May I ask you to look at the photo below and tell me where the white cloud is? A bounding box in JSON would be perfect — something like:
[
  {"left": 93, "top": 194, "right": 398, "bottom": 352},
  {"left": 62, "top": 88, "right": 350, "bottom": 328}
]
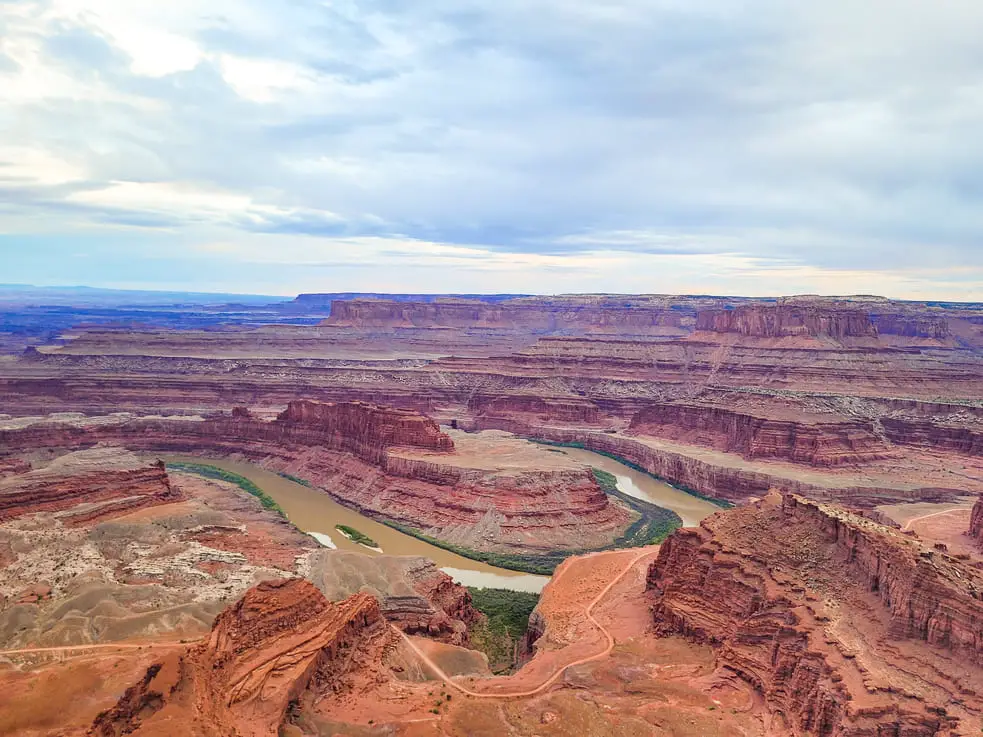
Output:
[{"left": 0, "top": 0, "right": 981, "bottom": 298}]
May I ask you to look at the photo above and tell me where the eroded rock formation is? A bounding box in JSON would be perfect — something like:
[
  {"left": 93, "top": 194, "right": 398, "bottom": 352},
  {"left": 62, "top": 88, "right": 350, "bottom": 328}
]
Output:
[
  {"left": 969, "top": 496, "right": 983, "bottom": 544},
  {"left": 307, "top": 550, "right": 482, "bottom": 645},
  {"left": 648, "top": 492, "right": 983, "bottom": 735},
  {"left": 629, "top": 402, "right": 896, "bottom": 466},
  {"left": 468, "top": 392, "right": 603, "bottom": 424},
  {"left": 89, "top": 579, "right": 395, "bottom": 737},
  {"left": 0, "top": 447, "right": 180, "bottom": 525},
  {"left": 276, "top": 399, "right": 455, "bottom": 462},
  {"left": 695, "top": 301, "right": 878, "bottom": 339},
  {"left": 0, "top": 404, "right": 632, "bottom": 553}
]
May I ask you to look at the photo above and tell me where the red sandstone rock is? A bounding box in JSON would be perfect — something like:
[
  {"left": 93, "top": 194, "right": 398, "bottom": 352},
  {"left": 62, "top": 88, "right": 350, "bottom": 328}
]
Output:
[
  {"left": 629, "top": 401, "right": 896, "bottom": 466},
  {"left": 276, "top": 399, "right": 454, "bottom": 461},
  {"left": 647, "top": 492, "right": 983, "bottom": 735},
  {"left": 695, "top": 300, "right": 878, "bottom": 338},
  {"left": 15, "top": 583, "right": 52, "bottom": 604},
  {"left": 0, "top": 448, "right": 181, "bottom": 524},
  {"left": 969, "top": 496, "right": 983, "bottom": 543},
  {"left": 89, "top": 579, "right": 394, "bottom": 737},
  {"left": 468, "top": 392, "right": 603, "bottom": 425},
  {"left": 308, "top": 551, "right": 482, "bottom": 646},
  {"left": 883, "top": 416, "right": 983, "bottom": 456},
  {"left": 870, "top": 309, "right": 951, "bottom": 339},
  {"left": 474, "top": 418, "right": 969, "bottom": 507},
  {"left": 325, "top": 296, "right": 693, "bottom": 333},
  {"left": 0, "top": 406, "right": 631, "bottom": 553}
]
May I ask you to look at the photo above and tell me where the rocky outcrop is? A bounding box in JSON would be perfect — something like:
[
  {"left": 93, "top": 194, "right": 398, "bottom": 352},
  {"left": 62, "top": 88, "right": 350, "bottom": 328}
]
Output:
[
  {"left": 468, "top": 392, "right": 603, "bottom": 425},
  {"left": 629, "top": 402, "right": 896, "bottom": 466},
  {"left": 882, "top": 416, "right": 983, "bottom": 456},
  {"left": 695, "top": 302, "right": 878, "bottom": 338},
  {"left": 325, "top": 296, "right": 694, "bottom": 333},
  {"left": 647, "top": 492, "right": 983, "bottom": 735},
  {"left": 0, "top": 457, "right": 30, "bottom": 478},
  {"left": 275, "top": 399, "right": 454, "bottom": 463},
  {"left": 307, "top": 551, "right": 481, "bottom": 645},
  {"left": 90, "top": 579, "right": 395, "bottom": 737},
  {"left": 0, "top": 448, "right": 181, "bottom": 524},
  {"left": 474, "top": 418, "right": 967, "bottom": 507},
  {"left": 0, "top": 407, "right": 632, "bottom": 553},
  {"left": 870, "top": 310, "right": 951, "bottom": 339},
  {"left": 969, "top": 496, "right": 983, "bottom": 543}
]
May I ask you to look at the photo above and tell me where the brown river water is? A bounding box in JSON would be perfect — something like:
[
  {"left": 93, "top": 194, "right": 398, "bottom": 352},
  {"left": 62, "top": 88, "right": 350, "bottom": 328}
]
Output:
[{"left": 163, "top": 448, "right": 719, "bottom": 593}]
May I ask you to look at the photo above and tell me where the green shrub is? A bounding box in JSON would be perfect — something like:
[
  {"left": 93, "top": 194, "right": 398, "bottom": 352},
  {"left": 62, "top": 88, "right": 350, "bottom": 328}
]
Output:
[
  {"left": 335, "top": 524, "right": 378, "bottom": 548},
  {"left": 467, "top": 587, "right": 540, "bottom": 673},
  {"left": 275, "top": 471, "right": 313, "bottom": 487},
  {"left": 166, "top": 462, "right": 286, "bottom": 517}
]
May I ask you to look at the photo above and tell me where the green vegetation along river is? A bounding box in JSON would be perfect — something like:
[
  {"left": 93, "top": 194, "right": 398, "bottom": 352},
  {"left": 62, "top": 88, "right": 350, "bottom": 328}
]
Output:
[{"left": 163, "top": 448, "right": 721, "bottom": 592}]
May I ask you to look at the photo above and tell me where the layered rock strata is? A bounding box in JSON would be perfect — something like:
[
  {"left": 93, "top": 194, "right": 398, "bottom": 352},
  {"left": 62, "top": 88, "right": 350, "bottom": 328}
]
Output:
[
  {"left": 307, "top": 550, "right": 482, "bottom": 645},
  {"left": 969, "top": 496, "right": 983, "bottom": 543},
  {"left": 326, "top": 295, "right": 695, "bottom": 333},
  {"left": 0, "top": 403, "right": 632, "bottom": 552},
  {"left": 468, "top": 392, "right": 604, "bottom": 425},
  {"left": 882, "top": 417, "right": 983, "bottom": 456},
  {"left": 89, "top": 579, "right": 395, "bottom": 737},
  {"left": 648, "top": 492, "right": 983, "bottom": 735},
  {"left": 276, "top": 399, "right": 454, "bottom": 463},
  {"left": 473, "top": 418, "right": 968, "bottom": 506},
  {"left": 629, "top": 402, "right": 896, "bottom": 466},
  {"left": 0, "top": 447, "right": 180, "bottom": 524},
  {"left": 695, "top": 301, "right": 879, "bottom": 338}
]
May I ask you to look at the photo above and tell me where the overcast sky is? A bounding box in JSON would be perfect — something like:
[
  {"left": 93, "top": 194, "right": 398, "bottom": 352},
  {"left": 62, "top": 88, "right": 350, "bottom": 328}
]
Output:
[{"left": 1, "top": 1, "right": 981, "bottom": 299}]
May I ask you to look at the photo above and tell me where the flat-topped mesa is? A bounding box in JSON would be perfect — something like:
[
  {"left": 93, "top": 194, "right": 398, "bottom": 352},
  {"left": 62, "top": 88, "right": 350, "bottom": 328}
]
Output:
[
  {"left": 695, "top": 301, "right": 878, "bottom": 339},
  {"left": 647, "top": 492, "right": 983, "bottom": 735},
  {"left": 90, "top": 579, "right": 394, "bottom": 737},
  {"left": 0, "top": 447, "right": 180, "bottom": 525},
  {"left": 324, "top": 296, "right": 693, "bottom": 333},
  {"left": 629, "top": 402, "right": 896, "bottom": 466},
  {"left": 870, "top": 309, "right": 951, "bottom": 339},
  {"left": 275, "top": 400, "right": 454, "bottom": 463}
]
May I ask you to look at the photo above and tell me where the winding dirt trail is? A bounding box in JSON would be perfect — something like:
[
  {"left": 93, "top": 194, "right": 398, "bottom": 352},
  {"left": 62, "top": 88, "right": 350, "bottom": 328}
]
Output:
[
  {"left": 0, "top": 641, "right": 188, "bottom": 657},
  {"left": 902, "top": 507, "right": 966, "bottom": 531},
  {"left": 399, "top": 547, "right": 655, "bottom": 699}
]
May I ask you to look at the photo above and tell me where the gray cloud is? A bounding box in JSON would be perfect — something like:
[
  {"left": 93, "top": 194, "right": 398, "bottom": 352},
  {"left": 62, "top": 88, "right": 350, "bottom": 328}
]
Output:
[{"left": 1, "top": 0, "right": 981, "bottom": 294}]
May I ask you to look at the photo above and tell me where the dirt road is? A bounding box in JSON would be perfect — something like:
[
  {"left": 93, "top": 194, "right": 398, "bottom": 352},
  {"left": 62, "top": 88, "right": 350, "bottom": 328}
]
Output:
[
  {"left": 0, "top": 641, "right": 188, "bottom": 657},
  {"left": 399, "top": 547, "right": 655, "bottom": 699}
]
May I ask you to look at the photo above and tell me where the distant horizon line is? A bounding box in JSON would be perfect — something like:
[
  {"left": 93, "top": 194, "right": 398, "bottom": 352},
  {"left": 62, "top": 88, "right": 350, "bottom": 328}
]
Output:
[{"left": 3, "top": 282, "right": 982, "bottom": 307}]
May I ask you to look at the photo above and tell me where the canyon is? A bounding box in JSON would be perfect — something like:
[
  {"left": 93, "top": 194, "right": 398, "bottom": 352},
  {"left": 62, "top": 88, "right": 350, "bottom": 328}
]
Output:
[
  {"left": 0, "top": 290, "right": 981, "bottom": 735},
  {"left": 648, "top": 491, "right": 983, "bottom": 735},
  {"left": 0, "top": 401, "right": 635, "bottom": 554}
]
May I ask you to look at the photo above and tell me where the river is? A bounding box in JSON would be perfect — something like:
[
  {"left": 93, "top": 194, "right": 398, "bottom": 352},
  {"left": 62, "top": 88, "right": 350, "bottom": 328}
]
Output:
[{"left": 163, "top": 448, "right": 719, "bottom": 593}]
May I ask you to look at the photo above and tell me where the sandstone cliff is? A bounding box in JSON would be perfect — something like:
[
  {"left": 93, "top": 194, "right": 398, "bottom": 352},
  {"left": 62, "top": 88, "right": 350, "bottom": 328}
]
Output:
[
  {"left": 275, "top": 399, "right": 454, "bottom": 463},
  {"left": 90, "top": 579, "right": 395, "bottom": 737},
  {"left": 882, "top": 416, "right": 983, "bottom": 456},
  {"left": 647, "top": 492, "right": 983, "bottom": 735},
  {"left": 325, "top": 296, "right": 694, "bottom": 333},
  {"left": 0, "top": 405, "right": 632, "bottom": 553},
  {"left": 695, "top": 301, "right": 878, "bottom": 338},
  {"left": 473, "top": 418, "right": 967, "bottom": 507},
  {"left": 969, "top": 496, "right": 983, "bottom": 544},
  {"left": 629, "top": 402, "right": 896, "bottom": 466},
  {"left": 468, "top": 392, "right": 603, "bottom": 425},
  {"left": 0, "top": 447, "right": 180, "bottom": 524}
]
